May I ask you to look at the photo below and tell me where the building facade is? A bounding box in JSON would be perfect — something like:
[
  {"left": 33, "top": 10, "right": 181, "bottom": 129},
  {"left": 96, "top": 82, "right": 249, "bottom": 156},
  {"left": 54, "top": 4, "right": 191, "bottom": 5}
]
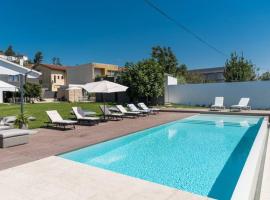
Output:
[
  {"left": 0, "top": 58, "right": 41, "bottom": 103},
  {"left": 188, "top": 67, "right": 225, "bottom": 82},
  {"left": 67, "top": 63, "right": 120, "bottom": 85},
  {"left": 33, "top": 64, "right": 67, "bottom": 92}
]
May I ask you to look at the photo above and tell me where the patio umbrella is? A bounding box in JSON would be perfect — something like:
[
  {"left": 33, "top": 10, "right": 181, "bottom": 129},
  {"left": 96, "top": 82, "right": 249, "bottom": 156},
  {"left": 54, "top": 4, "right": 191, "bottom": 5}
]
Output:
[{"left": 82, "top": 80, "right": 128, "bottom": 119}]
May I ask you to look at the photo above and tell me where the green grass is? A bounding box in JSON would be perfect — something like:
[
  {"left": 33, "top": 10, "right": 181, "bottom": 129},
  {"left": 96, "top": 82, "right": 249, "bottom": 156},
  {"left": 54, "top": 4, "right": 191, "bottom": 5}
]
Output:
[{"left": 0, "top": 102, "right": 106, "bottom": 129}]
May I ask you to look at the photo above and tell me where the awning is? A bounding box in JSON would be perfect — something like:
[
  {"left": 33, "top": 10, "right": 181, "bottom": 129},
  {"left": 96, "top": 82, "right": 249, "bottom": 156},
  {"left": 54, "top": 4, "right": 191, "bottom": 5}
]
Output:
[{"left": 0, "top": 80, "right": 17, "bottom": 92}]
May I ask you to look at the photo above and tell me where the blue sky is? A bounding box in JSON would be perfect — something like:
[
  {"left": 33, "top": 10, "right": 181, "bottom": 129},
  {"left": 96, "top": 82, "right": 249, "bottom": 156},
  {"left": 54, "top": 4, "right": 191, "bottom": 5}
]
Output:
[{"left": 1, "top": 0, "right": 270, "bottom": 70}]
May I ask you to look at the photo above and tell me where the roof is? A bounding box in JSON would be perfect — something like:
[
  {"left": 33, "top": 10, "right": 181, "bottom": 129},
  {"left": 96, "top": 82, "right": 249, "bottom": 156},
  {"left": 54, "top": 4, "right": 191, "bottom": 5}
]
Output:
[
  {"left": 0, "top": 58, "right": 41, "bottom": 78},
  {"left": 188, "top": 67, "right": 224, "bottom": 74},
  {"left": 0, "top": 80, "right": 17, "bottom": 91},
  {"left": 35, "top": 64, "right": 68, "bottom": 71}
]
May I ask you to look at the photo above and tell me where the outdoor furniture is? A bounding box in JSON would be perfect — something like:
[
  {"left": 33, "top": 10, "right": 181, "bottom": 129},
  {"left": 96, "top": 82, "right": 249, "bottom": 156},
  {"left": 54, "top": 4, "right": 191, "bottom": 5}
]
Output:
[
  {"left": 99, "top": 105, "right": 124, "bottom": 120},
  {"left": 230, "top": 98, "right": 251, "bottom": 112},
  {"left": 72, "top": 107, "right": 100, "bottom": 125},
  {"left": 46, "top": 110, "right": 77, "bottom": 130},
  {"left": 127, "top": 104, "right": 150, "bottom": 115},
  {"left": 210, "top": 97, "right": 225, "bottom": 111},
  {"left": 116, "top": 105, "right": 141, "bottom": 118},
  {"left": 0, "top": 129, "right": 30, "bottom": 148},
  {"left": 0, "top": 125, "right": 11, "bottom": 131},
  {"left": 137, "top": 102, "right": 160, "bottom": 113},
  {"left": 0, "top": 116, "right": 16, "bottom": 126}
]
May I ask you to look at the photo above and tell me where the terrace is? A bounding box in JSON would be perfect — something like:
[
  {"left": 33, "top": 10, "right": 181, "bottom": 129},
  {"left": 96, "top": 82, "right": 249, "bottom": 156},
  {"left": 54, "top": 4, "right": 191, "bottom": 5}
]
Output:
[{"left": 0, "top": 102, "right": 269, "bottom": 199}]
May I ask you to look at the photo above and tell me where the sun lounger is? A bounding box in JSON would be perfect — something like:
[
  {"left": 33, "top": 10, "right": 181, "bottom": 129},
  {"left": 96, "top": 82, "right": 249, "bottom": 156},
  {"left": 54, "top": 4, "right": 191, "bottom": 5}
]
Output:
[
  {"left": 137, "top": 102, "right": 160, "bottom": 113},
  {"left": 127, "top": 104, "right": 150, "bottom": 115},
  {"left": 46, "top": 110, "right": 77, "bottom": 130},
  {"left": 116, "top": 105, "right": 140, "bottom": 117},
  {"left": 210, "top": 97, "right": 225, "bottom": 111},
  {"left": 72, "top": 107, "right": 100, "bottom": 125},
  {"left": 230, "top": 98, "right": 251, "bottom": 112},
  {"left": 99, "top": 105, "right": 124, "bottom": 120}
]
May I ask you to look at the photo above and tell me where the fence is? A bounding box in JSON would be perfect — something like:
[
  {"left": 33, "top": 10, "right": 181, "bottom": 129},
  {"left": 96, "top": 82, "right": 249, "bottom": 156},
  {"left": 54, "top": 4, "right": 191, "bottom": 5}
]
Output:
[{"left": 166, "top": 81, "right": 270, "bottom": 109}]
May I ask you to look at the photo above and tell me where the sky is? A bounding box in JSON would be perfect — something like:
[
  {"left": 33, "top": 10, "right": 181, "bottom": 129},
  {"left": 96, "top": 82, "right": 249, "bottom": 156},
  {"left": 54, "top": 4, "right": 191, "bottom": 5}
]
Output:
[{"left": 1, "top": 0, "right": 270, "bottom": 71}]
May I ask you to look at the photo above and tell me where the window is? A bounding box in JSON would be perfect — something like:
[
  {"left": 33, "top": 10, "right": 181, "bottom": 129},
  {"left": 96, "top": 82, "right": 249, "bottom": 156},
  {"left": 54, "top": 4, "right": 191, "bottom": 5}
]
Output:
[
  {"left": 61, "top": 75, "right": 64, "bottom": 79},
  {"left": 54, "top": 75, "right": 56, "bottom": 83},
  {"left": 8, "top": 75, "right": 19, "bottom": 82},
  {"left": 58, "top": 76, "right": 60, "bottom": 79}
]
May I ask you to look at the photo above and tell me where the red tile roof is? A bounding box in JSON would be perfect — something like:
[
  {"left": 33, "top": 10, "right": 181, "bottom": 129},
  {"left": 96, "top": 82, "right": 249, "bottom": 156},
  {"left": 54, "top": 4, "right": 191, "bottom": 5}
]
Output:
[{"left": 35, "top": 64, "right": 69, "bottom": 71}]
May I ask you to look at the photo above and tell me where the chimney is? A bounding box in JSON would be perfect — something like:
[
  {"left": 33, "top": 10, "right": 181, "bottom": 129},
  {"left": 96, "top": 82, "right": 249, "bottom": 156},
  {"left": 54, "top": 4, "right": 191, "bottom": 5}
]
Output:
[{"left": 19, "top": 58, "right": 24, "bottom": 66}]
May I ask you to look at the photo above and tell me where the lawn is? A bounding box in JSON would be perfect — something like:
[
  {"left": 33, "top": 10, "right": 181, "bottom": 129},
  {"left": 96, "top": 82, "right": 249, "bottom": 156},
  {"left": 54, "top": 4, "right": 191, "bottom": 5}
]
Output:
[{"left": 0, "top": 102, "right": 105, "bottom": 129}]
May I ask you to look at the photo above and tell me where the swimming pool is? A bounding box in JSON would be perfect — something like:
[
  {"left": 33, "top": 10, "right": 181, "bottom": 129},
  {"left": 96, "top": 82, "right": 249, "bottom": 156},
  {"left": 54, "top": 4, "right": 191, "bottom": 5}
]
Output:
[{"left": 60, "top": 114, "right": 264, "bottom": 199}]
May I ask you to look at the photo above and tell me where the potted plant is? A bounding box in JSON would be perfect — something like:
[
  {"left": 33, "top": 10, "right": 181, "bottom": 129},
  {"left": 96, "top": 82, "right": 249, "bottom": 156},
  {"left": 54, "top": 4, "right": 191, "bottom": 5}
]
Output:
[{"left": 14, "top": 113, "right": 29, "bottom": 129}]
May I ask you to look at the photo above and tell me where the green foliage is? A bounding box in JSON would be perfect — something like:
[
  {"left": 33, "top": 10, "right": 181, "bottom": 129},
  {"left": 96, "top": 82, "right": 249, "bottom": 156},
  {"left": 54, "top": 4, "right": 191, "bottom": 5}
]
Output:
[
  {"left": 33, "top": 51, "right": 43, "bottom": 65},
  {"left": 23, "top": 83, "right": 42, "bottom": 101},
  {"left": 259, "top": 72, "right": 270, "bottom": 81},
  {"left": 177, "top": 75, "right": 186, "bottom": 84},
  {"left": 176, "top": 64, "right": 188, "bottom": 77},
  {"left": 52, "top": 57, "right": 62, "bottom": 65},
  {"left": 5, "top": 45, "right": 16, "bottom": 56},
  {"left": 185, "top": 72, "right": 206, "bottom": 84},
  {"left": 14, "top": 113, "right": 29, "bottom": 129},
  {"left": 152, "top": 46, "right": 178, "bottom": 75},
  {"left": 120, "top": 59, "right": 164, "bottom": 103},
  {"left": 224, "top": 52, "right": 258, "bottom": 82},
  {"left": 0, "top": 102, "right": 104, "bottom": 129}
]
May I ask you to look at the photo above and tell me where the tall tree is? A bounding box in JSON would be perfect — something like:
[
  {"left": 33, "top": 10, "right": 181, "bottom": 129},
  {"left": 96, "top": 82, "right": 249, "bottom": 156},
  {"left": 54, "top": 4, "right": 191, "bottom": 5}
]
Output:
[
  {"left": 33, "top": 51, "right": 43, "bottom": 65},
  {"left": 120, "top": 59, "right": 164, "bottom": 104},
  {"left": 5, "top": 45, "right": 16, "bottom": 56},
  {"left": 260, "top": 72, "right": 270, "bottom": 81},
  {"left": 186, "top": 72, "right": 206, "bottom": 83},
  {"left": 224, "top": 52, "right": 258, "bottom": 82},
  {"left": 151, "top": 46, "right": 178, "bottom": 75},
  {"left": 52, "top": 57, "right": 62, "bottom": 65}
]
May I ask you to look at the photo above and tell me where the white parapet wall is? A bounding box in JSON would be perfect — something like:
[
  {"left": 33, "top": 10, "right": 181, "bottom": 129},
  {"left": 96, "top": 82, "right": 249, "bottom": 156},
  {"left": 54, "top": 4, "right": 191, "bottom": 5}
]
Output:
[{"left": 166, "top": 81, "right": 270, "bottom": 109}]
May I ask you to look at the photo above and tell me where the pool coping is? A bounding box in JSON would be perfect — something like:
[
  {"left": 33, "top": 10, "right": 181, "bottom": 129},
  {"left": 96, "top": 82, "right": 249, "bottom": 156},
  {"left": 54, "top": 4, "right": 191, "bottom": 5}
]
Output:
[{"left": 231, "top": 116, "right": 269, "bottom": 199}]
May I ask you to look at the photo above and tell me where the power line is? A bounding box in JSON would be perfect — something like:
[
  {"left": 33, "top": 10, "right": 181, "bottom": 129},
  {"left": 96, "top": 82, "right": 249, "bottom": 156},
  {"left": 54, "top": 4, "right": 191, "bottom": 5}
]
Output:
[{"left": 143, "top": 0, "right": 228, "bottom": 57}]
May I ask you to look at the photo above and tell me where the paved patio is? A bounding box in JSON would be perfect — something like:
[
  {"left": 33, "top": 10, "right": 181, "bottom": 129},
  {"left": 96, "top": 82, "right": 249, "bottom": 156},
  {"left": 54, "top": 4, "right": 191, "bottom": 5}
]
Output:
[
  {"left": 0, "top": 112, "right": 195, "bottom": 170},
  {"left": 0, "top": 156, "right": 211, "bottom": 200}
]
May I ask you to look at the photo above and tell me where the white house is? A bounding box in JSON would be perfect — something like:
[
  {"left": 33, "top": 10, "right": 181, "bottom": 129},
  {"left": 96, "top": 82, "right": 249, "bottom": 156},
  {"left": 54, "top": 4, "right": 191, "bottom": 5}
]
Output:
[{"left": 0, "top": 58, "right": 41, "bottom": 103}]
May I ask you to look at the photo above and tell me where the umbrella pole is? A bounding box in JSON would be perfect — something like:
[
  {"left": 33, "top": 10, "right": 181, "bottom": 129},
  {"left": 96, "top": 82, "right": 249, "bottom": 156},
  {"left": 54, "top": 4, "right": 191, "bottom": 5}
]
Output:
[{"left": 103, "top": 93, "right": 106, "bottom": 120}]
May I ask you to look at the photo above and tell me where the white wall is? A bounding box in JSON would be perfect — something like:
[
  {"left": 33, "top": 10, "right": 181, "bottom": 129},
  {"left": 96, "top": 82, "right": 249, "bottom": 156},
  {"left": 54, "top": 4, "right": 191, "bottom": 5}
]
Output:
[
  {"left": 167, "top": 81, "right": 270, "bottom": 109},
  {"left": 164, "top": 75, "right": 177, "bottom": 104}
]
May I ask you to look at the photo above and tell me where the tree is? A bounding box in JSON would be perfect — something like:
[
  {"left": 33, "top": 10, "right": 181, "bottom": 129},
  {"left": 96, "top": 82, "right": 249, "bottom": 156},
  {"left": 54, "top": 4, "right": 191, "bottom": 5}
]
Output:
[
  {"left": 224, "top": 52, "right": 258, "bottom": 82},
  {"left": 33, "top": 51, "right": 43, "bottom": 65},
  {"left": 119, "top": 59, "right": 164, "bottom": 104},
  {"left": 151, "top": 46, "right": 178, "bottom": 75},
  {"left": 5, "top": 45, "right": 16, "bottom": 56},
  {"left": 23, "top": 83, "right": 42, "bottom": 103},
  {"left": 52, "top": 57, "right": 62, "bottom": 65},
  {"left": 176, "top": 64, "right": 188, "bottom": 77},
  {"left": 185, "top": 72, "right": 206, "bottom": 83},
  {"left": 260, "top": 72, "right": 270, "bottom": 81}
]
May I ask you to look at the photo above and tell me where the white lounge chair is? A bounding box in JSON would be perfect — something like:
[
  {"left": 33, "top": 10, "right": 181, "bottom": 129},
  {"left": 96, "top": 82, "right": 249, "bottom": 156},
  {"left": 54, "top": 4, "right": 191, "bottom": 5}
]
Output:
[
  {"left": 230, "top": 98, "right": 251, "bottom": 112},
  {"left": 210, "top": 97, "right": 225, "bottom": 111},
  {"left": 99, "top": 105, "right": 124, "bottom": 120},
  {"left": 46, "top": 110, "right": 77, "bottom": 130},
  {"left": 127, "top": 104, "right": 150, "bottom": 115},
  {"left": 137, "top": 102, "right": 160, "bottom": 113},
  {"left": 116, "top": 105, "right": 140, "bottom": 117},
  {"left": 72, "top": 107, "right": 100, "bottom": 125}
]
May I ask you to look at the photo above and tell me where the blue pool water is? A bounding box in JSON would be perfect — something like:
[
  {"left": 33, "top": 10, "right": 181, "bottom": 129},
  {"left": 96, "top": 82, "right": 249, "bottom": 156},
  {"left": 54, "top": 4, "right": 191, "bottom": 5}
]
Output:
[{"left": 60, "top": 114, "right": 263, "bottom": 199}]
